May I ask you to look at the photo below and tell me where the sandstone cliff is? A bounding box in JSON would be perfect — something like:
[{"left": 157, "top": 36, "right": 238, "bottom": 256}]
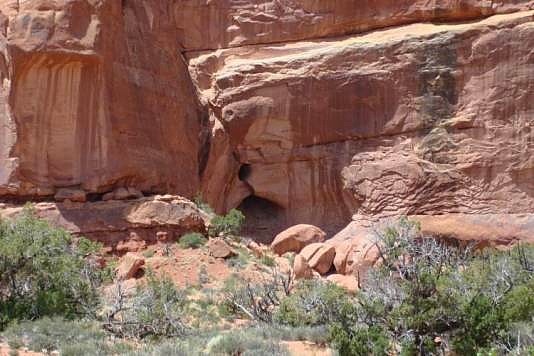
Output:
[{"left": 1, "top": 0, "right": 534, "bottom": 240}]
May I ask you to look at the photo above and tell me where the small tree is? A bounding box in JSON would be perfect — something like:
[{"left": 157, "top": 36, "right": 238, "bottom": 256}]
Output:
[
  {"left": 0, "top": 207, "right": 104, "bottom": 330},
  {"left": 208, "top": 209, "right": 245, "bottom": 238},
  {"left": 103, "top": 275, "right": 189, "bottom": 338},
  {"left": 222, "top": 268, "right": 293, "bottom": 323}
]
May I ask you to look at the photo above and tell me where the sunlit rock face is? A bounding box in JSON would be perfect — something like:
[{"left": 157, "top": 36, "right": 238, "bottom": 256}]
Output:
[
  {"left": 0, "top": 0, "right": 201, "bottom": 198},
  {"left": 1, "top": 0, "right": 534, "bottom": 239},
  {"left": 176, "top": 0, "right": 532, "bottom": 50},
  {"left": 192, "top": 10, "right": 534, "bottom": 233}
]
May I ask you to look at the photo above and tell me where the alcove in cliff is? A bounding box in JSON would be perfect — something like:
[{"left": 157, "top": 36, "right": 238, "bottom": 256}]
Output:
[{"left": 238, "top": 195, "right": 287, "bottom": 244}]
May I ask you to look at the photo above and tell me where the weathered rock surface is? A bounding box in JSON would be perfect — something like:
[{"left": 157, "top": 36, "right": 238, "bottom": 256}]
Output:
[
  {"left": 116, "top": 253, "right": 145, "bottom": 280},
  {"left": 0, "top": 0, "right": 201, "bottom": 199},
  {"left": 0, "top": 195, "right": 208, "bottom": 247},
  {"left": 192, "top": 9, "right": 534, "bottom": 236},
  {"left": 293, "top": 254, "right": 314, "bottom": 280},
  {"left": 271, "top": 224, "right": 326, "bottom": 255},
  {"left": 1, "top": 1, "right": 534, "bottom": 247},
  {"left": 54, "top": 188, "right": 86, "bottom": 203},
  {"left": 178, "top": 0, "right": 534, "bottom": 50}
]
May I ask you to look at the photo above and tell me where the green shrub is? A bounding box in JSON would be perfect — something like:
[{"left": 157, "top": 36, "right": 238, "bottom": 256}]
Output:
[
  {"left": 205, "top": 329, "right": 289, "bottom": 356},
  {"left": 324, "top": 218, "right": 534, "bottom": 356},
  {"left": 178, "top": 232, "right": 208, "bottom": 249},
  {"left": 208, "top": 209, "right": 245, "bottom": 238},
  {"left": 329, "top": 324, "right": 390, "bottom": 356},
  {"left": 275, "top": 279, "right": 350, "bottom": 327},
  {"left": 0, "top": 208, "right": 104, "bottom": 330},
  {"left": 2, "top": 317, "right": 135, "bottom": 355},
  {"left": 260, "top": 255, "right": 276, "bottom": 267},
  {"left": 103, "top": 275, "right": 189, "bottom": 338}
]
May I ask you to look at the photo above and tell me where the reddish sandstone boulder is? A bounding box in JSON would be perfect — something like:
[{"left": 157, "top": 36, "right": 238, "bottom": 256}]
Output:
[
  {"left": 54, "top": 188, "right": 86, "bottom": 203},
  {"left": 308, "top": 245, "right": 336, "bottom": 275},
  {"left": 300, "top": 243, "right": 325, "bottom": 261},
  {"left": 299, "top": 243, "right": 336, "bottom": 275},
  {"left": 271, "top": 225, "right": 326, "bottom": 255},
  {"left": 208, "top": 239, "right": 236, "bottom": 259},
  {"left": 116, "top": 253, "right": 145, "bottom": 280},
  {"left": 293, "top": 254, "right": 314, "bottom": 280},
  {"left": 333, "top": 241, "right": 354, "bottom": 275},
  {"left": 327, "top": 274, "right": 359, "bottom": 293}
]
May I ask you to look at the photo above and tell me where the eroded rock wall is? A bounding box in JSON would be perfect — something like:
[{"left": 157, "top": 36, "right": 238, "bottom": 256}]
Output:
[
  {"left": 191, "top": 9, "right": 534, "bottom": 233},
  {"left": 0, "top": 0, "right": 201, "bottom": 198},
  {"left": 177, "top": 0, "right": 534, "bottom": 50},
  {"left": 0, "top": 0, "right": 533, "bottom": 240}
]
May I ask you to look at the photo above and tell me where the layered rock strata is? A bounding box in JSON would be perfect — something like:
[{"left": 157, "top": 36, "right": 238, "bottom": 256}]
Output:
[
  {"left": 191, "top": 10, "right": 534, "bottom": 234},
  {"left": 0, "top": 0, "right": 201, "bottom": 199},
  {"left": 1, "top": 1, "right": 533, "bottom": 243}
]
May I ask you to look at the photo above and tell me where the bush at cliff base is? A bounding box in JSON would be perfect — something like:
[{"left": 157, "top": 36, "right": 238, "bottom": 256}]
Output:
[
  {"left": 0, "top": 207, "right": 104, "bottom": 330},
  {"left": 273, "top": 218, "right": 534, "bottom": 356}
]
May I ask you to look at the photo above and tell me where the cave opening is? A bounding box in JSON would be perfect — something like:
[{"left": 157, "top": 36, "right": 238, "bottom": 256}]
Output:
[
  {"left": 238, "top": 195, "right": 287, "bottom": 244},
  {"left": 238, "top": 164, "right": 252, "bottom": 181}
]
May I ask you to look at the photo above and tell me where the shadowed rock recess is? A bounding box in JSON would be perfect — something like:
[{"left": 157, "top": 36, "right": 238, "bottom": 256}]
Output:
[{"left": 1, "top": 0, "right": 534, "bottom": 242}]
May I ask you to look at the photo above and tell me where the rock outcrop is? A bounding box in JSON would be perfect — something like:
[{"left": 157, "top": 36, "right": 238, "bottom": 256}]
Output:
[
  {"left": 0, "top": 195, "right": 208, "bottom": 247},
  {"left": 302, "top": 243, "right": 336, "bottom": 275},
  {"left": 191, "top": 8, "right": 534, "bottom": 236},
  {"left": 1, "top": 1, "right": 534, "bottom": 246},
  {"left": 0, "top": 0, "right": 201, "bottom": 199},
  {"left": 271, "top": 224, "right": 326, "bottom": 255}
]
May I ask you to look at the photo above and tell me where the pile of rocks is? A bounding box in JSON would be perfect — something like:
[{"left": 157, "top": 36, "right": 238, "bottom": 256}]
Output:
[{"left": 271, "top": 224, "right": 378, "bottom": 293}]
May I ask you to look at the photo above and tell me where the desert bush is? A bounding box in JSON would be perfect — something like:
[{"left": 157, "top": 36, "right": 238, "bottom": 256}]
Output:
[
  {"left": 1, "top": 317, "right": 133, "bottom": 355},
  {"left": 260, "top": 255, "right": 276, "bottom": 267},
  {"left": 0, "top": 208, "right": 104, "bottom": 330},
  {"left": 275, "top": 279, "right": 350, "bottom": 327},
  {"left": 103, "top": 275, "right": 189, "bottom": 339},
  {"left": 222, "top": 268, "right": 293, "bottom": 323},
  {"left": 448, "top": 244, "right": 534, "bottom": 355},
  {"left": 178, "top": 232, "right": 207, "bottom": 249},
  {"left": 209, "top": 209, "right": 245, "bottom": 238},
  {"left": 326, "top": 218, "right": 534, "bottom": 356},
  {"left": 206, "top": 329, "right": 289, "bottom": 356}
]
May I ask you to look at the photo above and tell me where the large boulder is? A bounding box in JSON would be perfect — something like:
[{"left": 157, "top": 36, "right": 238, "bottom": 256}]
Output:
[
  {"left": 116, "top": 253, "right": 145, "bottom": 280},
  {"left": 271, "top": 225, "right": 326, "bottom": 255},
  {"left": 293, "top": 254, "right": 314, "bottom": 280},
  {"left": 208, "top": 239, "right": 236, "bottom": 259},
  {"left": 327, "top": 274, "right": 359, "bottom": 294},
  {"left": 299, "top": 243, "right": 336, "bottom": 275}
]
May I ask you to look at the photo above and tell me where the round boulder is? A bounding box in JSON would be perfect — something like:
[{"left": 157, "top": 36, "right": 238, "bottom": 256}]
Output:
[{"left": 271, "top": 224, "right": 326, "bottom": 255}]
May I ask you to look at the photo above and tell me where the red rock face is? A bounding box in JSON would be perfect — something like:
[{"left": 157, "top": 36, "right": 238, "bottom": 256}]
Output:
[
  {"left": 0, "top": 0, "right": 201, "bottom": 198},
  {"left": 192, "top": 9, "right": 534, "bottom": 234},
  {"left": 1, "top": 1, "right": 534, "bottom": 241},
  {"left": 177, "top": 0, "right": 533, "bottom": 50}
]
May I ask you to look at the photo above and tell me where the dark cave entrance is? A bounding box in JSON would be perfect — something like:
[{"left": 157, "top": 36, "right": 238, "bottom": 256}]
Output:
[
  {"left": 238, "top": 164, "right": 252, "bottom": 181},
  {"left": 238, "top": 195, "right": 287, "bottom": 244}
]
